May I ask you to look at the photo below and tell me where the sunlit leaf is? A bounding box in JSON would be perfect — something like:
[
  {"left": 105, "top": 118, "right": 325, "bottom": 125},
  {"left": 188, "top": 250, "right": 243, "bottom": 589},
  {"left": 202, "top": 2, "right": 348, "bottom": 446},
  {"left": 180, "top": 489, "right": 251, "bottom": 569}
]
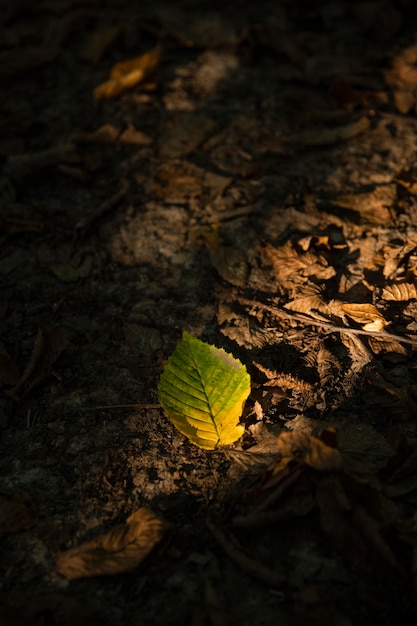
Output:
[
  {"left": 93, "top": 44, "right": 161, "bottom": 100},
  {"left": 158, "top": 331, "right": 249, "bottom": 450},
  {"left": 382, "top": 282, "right": 417, "bottom": 301},
  {"left": 341, "top": 303, "right": 387, "bottom": 331}
]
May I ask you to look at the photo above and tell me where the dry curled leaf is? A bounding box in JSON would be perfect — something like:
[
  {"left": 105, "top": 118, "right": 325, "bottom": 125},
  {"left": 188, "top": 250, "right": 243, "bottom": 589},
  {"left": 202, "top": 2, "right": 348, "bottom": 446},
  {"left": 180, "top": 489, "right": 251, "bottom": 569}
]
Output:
[
  {"left": 382, "top": 283, "right": 417, "bottom": 301},
  {"left": 288, "top": 116, "right": 369, "bottom": 147},
  {"left": 263, "top": 241, "right": 335, "bottom": 285},
  {"left": 0, "top": 345, "right": 20, "bottom": 387},
  {"left": 0, "top": 495, "right": 38, "bottom": 538},
  {"left": 276, "top": 430, "right": 342, "bottom": 472},
  {"left": 56, "top": 507, "right": 169, "bottom": 580},
  {"left": 341, "top": 303, "right": 387, "bottom": 332},
  {"left": 78, "top": 22, "right": 121, "bottom": 64},
  {"left": 9, "top": 327, "right": 68, "bottom": 399},
  {"left": 93, "top": 44, "right": 161, "bottom": 100},
  {"left": 0, "top": 46, "right": 59, "bottom": 77}
]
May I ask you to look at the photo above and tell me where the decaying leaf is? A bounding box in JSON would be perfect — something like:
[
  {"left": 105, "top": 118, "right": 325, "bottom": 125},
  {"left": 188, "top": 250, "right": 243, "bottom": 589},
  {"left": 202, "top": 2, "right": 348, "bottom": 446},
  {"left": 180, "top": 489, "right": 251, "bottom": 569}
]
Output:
[
  {"left": 8, "top": 327, "right": 68, "bottom": 399},
  {"left": 237, "top": 428, "right": 404, "bottom": 575},
  {"left": 78, "top": 22, "right": 121, "bottom": 64},
  {"left": 334, "top": 185, "right": 396, "bottom": 225},
  {"left": 192, "top": 225, "right": 249, "bottom": 286},
  {"left": 93, "top": 44, "right": 161, "bottom": 100},
  {"left": 276, "top": 430, "right": 342, "bottom": 471},
  {"left": 0, "top": 495, "right": 38, "bottom": 538},
  {"left": 152, "top": 8, "right": 242, "bottom": 47},
  {"left": 263, "top": 240, "right": 335, "bottom": 285},
  {"left": 158, "top": 112, "right": 218, "bottom": 159},
  {"left": 366, "top": 336, "right": 408, "bottom": 356},
  {"left": 382, "top": 282, "right": 417, "bottom": 301},
  {"left": 0, "top": 345, "right": 20, "bottom": 387},
  {"left": 4, "top": 143, "right": 80, "bottom": 180},
  {"left": 341, "top": 303, "right": 388, "bottom": 332},
  {"left": 158, "top": 331, "right": 250, "bottom": 450},
  {"left": 50, "top": 256, "right": 94, "bottom": 282},
  {"left": 284, "top": 292, "right": 329, "bottom": 317},
  {"left": 288, "top": 116, "right": 369, "bottom": 147},
  {"left": 56, "top": 507, "right": 169, "bottom": 580},
  {"left": 0, "top": 46, "right": 59, "bottom": 77}
]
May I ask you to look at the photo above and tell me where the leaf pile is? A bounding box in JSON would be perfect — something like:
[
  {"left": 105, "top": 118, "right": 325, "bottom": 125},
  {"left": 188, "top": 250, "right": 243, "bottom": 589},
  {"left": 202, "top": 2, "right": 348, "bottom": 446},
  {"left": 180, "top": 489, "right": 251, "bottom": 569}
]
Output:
[{"left": 208, "top": 426, "right": 417, "bottom": 623}]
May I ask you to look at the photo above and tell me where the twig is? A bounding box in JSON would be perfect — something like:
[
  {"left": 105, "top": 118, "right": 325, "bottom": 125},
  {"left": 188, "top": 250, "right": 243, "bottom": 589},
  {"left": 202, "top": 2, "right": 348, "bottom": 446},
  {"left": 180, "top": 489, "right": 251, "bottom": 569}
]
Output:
[
  {"left": 239, "top": 297, "right": 417, "bottom": 347},
  {"left": 206, "top": 520, "right": 286, "bottom": 588},
  {"left": 82, "top": 403, "right": 161, "bottom": 411}
]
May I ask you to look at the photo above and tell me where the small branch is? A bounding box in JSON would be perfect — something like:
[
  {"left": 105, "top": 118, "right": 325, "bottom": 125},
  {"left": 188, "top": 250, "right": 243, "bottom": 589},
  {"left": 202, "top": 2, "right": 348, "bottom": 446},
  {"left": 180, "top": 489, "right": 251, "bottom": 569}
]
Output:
[
  {"left": 239, "top": 297, "right": 417, "bottom": 347},
  {"left": 82, "top": 403, "right": 161, "bottom": 411},
  {"left": 206, "top": 520, "right": 286, "bottom": 588}
]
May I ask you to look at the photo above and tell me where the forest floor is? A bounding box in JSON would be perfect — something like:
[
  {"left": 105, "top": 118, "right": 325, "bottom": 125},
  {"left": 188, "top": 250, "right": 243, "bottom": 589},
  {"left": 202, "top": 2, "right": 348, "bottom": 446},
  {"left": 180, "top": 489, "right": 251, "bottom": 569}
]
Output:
[{"left": 2, "top": 1, "right": 417, "bottom": 624}]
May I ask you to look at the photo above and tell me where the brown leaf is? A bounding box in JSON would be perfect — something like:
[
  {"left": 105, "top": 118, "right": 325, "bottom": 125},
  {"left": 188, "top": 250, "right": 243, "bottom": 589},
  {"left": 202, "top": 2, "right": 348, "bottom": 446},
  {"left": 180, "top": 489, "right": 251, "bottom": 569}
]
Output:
[
  {"left": 284, "top": 293, "right": 329, "bottom": 317},
  {"left": 336, "top": 424, "right": 396, "bottom": 473},
  {"left": 78, "top": 23, "right": 121, "bottom": 64},
  {"left": 158, "top": 112, "right": 218, "bottom": 159},
  {"left": 93, "top": 44, "right": 161, "bottom": 100},
  {"left": 263, "top": 241, "right": 335, "bottom": 285},
  {"left": 334, "top": 185, "right": 396, "bottom": 225},
  {"left": 276, "top": 431, "right": 342, "bottom": 472},
  {"left": 5, "top": 144, "right": 80, "bottom": 180},
  {"left": 50, "top": 256, "right": 93, "bottom": 282},
  {"left": 366, "top": 336, "right": 408, "bottom": 356},
  {"left": 119, "top": 123, "right": 152, "bottom": 146},
  {"left": 56, "top": 507, "right": 169, "bottom": 580},
  {"left": 382, "top": 282, "right": 417, "bottom": 301},
  {"left": 341, "top": 303, "right": 387, "bottom": 332},
  {"left": 0, "top": 495, "right": 38, "bottom": 538},
  {"left": 9, "top": 327, "right": 68, "bottom": 399},
  {"left": 0, "top": 345, "right": 20, "bottom": 387},
  {"left": 0, "top": 46, "right": 59, "bottom": 77},
  {"left": 153, "top": 9, "right": 242, "bottom": 47},
  {"left": 209, "top": 245, "right": 249, "bottom": 286},
  {"left": 316, "top": 475, "right": 398, "bottom": 571},
  {"left": 288, "top": 116, "right": 369, "bottom": 147}
]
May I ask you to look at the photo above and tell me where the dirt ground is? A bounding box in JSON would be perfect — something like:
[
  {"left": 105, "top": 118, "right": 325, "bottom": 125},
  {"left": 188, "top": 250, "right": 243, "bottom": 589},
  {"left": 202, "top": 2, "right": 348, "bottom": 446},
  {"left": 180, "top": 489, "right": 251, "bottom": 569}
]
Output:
[{"left": 2, "top": 0, "right": 417, "bottom": 624}]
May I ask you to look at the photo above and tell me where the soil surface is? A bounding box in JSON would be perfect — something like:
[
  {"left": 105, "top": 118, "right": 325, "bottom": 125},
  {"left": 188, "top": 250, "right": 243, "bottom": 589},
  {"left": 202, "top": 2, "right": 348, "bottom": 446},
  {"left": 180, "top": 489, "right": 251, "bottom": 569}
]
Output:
[{"left": 2, "top": 1, "right": 417, "bottom": 625}]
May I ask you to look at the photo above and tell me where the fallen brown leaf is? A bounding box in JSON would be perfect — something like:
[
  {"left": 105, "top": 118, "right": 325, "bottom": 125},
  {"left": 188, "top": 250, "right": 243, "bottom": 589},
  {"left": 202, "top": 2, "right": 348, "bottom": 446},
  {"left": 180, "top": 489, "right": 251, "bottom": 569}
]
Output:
[
  {"left": 56, "top": 507, "right": 169, "bottom": 580},
  {"left": 0, "top": 345, "right": 20, "bottom": 387},
  {"left": 158, "top": 111, "right": 218, "bottom": 159},
  {"left": 9, "top": 327, "right": 68, "bottom": 399},
  {"left": 341, "top": 303, "right": 387, "bottom": 332},
  {"left": 0, "top": 495, "right": 38, "bottom": 538},
  {"left": 382, "top": 282, "right": 417, "bottom": 301},
  {"left": 50, "top": 256, "right": 94, "bottom": 282},
  {"left": 0, "top": 46, "right": 59, "bottom": 77},
  {"left": 276, "top": 430, "right": 342, "bottom": 472},
  {"left": 288, "top": 116, "right": 370, "bottom": 147},
  {"left": 78, "top": 22, "right": 121, "bottom": 64}
]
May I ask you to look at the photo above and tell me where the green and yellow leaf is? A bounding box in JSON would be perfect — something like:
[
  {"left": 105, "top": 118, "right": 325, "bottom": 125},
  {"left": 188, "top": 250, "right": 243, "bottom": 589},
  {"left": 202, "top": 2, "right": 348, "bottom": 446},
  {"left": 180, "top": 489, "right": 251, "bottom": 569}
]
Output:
[{"left": 158, "top": 331, "right": 250, "bottom": 450}]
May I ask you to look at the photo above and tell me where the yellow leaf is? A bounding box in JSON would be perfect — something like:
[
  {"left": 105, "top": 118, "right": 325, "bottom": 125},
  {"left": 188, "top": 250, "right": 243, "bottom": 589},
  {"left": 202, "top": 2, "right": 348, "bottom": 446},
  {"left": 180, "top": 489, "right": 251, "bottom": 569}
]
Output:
[
  {"left": 158, "top": 332, "right": 250, "bottom": 450},
  {"left": 93, "top": 44, "right": 161, "bottom": 100}
]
